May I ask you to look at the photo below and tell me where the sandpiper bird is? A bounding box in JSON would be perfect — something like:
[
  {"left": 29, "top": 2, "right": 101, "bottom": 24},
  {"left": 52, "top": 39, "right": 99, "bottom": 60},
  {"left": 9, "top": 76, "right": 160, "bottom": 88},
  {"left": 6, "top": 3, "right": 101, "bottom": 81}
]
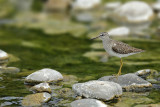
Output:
[{"left": 91, "top": 32, "right": 144, "bottom": 77}]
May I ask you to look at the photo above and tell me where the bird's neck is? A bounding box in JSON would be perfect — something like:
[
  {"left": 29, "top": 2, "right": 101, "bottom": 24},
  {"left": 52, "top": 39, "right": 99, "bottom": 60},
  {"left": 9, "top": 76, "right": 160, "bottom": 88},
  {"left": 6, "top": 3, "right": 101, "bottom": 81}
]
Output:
[{"left": 102, "top": 37, "right": 111, "bottom": 44}]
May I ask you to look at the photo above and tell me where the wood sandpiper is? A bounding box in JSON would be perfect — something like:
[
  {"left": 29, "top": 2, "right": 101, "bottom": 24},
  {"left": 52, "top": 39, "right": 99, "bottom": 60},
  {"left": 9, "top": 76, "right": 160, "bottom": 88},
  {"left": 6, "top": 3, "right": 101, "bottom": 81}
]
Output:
[{"left": 91, "top": 32, "right": 144, "bottom": 77}]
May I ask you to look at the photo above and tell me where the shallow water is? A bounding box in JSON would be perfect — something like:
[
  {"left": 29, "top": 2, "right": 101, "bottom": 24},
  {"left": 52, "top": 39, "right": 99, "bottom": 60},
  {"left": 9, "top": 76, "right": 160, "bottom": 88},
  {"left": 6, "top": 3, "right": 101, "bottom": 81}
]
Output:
[{"left": 0, "top": 24, "right": 160, "bottom": 106}]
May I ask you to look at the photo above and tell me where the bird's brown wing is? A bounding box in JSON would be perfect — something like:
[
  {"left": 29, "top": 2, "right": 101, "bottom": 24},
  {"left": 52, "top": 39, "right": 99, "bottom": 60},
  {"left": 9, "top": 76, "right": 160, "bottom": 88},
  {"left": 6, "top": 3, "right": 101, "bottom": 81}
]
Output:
[{"left": 112, "top": 40, "right": 144, "bottom": 54}]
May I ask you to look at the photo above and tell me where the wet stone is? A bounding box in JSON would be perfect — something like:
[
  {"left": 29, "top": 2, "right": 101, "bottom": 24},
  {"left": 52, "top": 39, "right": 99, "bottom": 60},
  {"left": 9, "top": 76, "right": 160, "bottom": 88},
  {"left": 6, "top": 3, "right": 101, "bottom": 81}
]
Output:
[
  {"left": 25, "top": 68, "right": 63, "bottom": 84},
  {"left": 22, "top": 92, "right": 51, "bottom": 106},
  {"left": 99, "top": 73, "right": 152, "bottom": 92},
  {"left": 135, "top": 69, "right": 159, "bottom": 80},
  {"left": 72, "top": 80, "right": 122, "bottom": 101},
  {"left": 70, "top": 99, "right": 107, "bottom": 107},
  {"left": 30, "top": 83, "right": 51, "bottom": 93}
]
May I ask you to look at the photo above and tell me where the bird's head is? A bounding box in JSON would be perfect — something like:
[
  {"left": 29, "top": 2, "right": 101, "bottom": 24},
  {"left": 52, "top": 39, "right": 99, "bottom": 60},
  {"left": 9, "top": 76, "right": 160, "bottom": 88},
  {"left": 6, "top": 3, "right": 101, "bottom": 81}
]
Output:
[{"left": 91, "top": 32, "right": 110, "bottom": 40}]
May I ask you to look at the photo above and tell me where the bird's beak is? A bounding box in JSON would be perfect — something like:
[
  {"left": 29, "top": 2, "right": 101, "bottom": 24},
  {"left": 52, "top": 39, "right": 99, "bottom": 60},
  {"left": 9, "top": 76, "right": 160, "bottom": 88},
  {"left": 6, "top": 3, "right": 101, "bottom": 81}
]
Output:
[{"left": 90, "top": 35, "right": 100, "bottom": 40}]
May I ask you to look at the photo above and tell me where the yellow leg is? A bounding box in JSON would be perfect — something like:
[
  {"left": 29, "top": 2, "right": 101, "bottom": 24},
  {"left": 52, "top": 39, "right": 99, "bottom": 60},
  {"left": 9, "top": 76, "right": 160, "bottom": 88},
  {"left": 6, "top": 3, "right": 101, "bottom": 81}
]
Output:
[{"left": 116, "top": 58, "right": 123, "bottom": 77}]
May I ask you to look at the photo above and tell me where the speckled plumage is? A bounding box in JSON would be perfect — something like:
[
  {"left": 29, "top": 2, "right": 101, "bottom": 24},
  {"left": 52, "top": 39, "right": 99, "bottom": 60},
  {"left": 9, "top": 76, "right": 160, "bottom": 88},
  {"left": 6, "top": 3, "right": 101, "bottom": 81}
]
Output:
[{"left": 111, "top": 39, "right": 144, "bottom": 54}]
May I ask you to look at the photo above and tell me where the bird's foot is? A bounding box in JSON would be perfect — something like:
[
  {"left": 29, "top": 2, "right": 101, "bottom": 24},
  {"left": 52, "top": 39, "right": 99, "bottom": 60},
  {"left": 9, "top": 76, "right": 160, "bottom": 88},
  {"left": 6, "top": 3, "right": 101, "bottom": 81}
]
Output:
[{"left": 115, "top": 71, "right": 121, "bottom": 79}]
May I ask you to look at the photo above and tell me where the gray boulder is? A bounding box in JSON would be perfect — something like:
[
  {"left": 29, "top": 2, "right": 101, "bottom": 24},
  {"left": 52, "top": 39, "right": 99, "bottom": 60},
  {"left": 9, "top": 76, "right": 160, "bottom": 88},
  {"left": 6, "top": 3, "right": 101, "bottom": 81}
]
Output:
[
  {"left": 72, "top": 80, "right": 122, "bottom": 101},
  {"left": 30, "top": 82, "right": 51, "bottom": 93},
  {"left": 25, "top": 68, "right": 63, "bottom": 84},
  {"left": 71, "top": 99, "right": 107, "bottom": 107},
  {"left": 99, "top": 73, "right": 152, "bottom": 92}
]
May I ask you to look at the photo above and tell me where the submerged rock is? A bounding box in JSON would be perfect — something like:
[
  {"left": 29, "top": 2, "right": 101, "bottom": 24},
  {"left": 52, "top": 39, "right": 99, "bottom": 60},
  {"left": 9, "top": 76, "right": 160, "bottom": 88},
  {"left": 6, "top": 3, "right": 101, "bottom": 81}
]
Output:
[
  {"left": 70, "top": 99, "right": 107, "bottom": 107},
  {"left": 62, "top": 75, "right": 78, "bottom": 87},
  {"left": 72, "top": 80, "right": 122, "bottom": 101},
  {"left": 112, "top": 1, "right": 154, "bottom": 31},
  {"left": 56, "top": 88, "right": 75, "bottom": 98},
  {"left": 22, "top": 92, "right": 51, "bottom": 106},
  {"left": 108, "top": 26, "right": 130, "bottom": 36},
  {"left": 30, "top": 83, "right": 51, "bottom": 93},
  {"left": 135, "top": 69, "right": 159, "bottom": 80},
  {"left": 0, "top": 67, "right": 20, "bottom": 74},
  {"left": 0, "top": 50, "right": 9, "bottom": 67},
  {"left": 99, "top": 73, "right": 152, "bottom": 92},
  {"left": 25, "top": 68, "right": 63, "bottom": 84},
  {"left": 135, "top": 69, "right": 160, "bottom": 89}
]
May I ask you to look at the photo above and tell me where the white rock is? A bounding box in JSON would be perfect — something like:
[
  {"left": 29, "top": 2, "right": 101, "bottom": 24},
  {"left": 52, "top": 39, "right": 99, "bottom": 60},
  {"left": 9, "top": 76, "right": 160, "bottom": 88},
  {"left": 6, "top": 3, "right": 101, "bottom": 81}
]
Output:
[
  {"left": 108, "top": 26, "right": 130, "bottom": 36},
  {"left": 105, "top": 2, "right": 121, "bottom": 11},
  {"left": 152, "top": 0, "right": 160, "bottom": 12},
  {"left": 71, "top": 99, "right": 107, "bottom": 107},
  {"left": 0, "top": 50, "right": 8, "bottom": 58},
  {"left": 72, "top": 0, "right": 101, "bottom": 10},
  {"left": 25, "top": 68, "right": 63, "bottom": 83},
  {"left": 72, "top": 80, "right": 122, "bottom": 101},
  {"left": 30, "top": 83, "right": 51, "bottom": 93},
  {"left": 114, "top": 1, "right": 154, "bottom": 23}
]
